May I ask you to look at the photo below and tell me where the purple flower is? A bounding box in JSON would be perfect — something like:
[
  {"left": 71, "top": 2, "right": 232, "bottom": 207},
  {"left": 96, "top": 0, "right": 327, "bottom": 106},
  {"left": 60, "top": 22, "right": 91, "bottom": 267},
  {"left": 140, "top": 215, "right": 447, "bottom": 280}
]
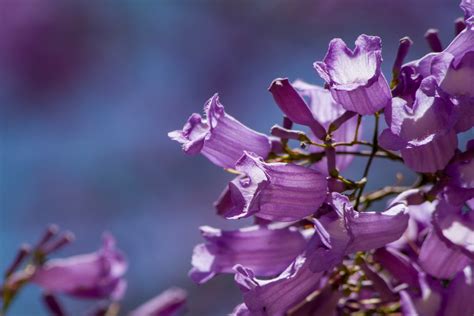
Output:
[
  {"left": 234, "top": 255, "right": 325, "bottom": 316},
  {"left": 394, "top": 18, "right": 474, "bottom": 133},
  {"left": 306, "top": 193, "right": 409, "bottom": 272},
  {"left": 31, "top": 233, "right": 127, "bottom": 300},
  {"left": 401, "top": 266, "right": 474, "bottom": 316},
  {"left": 314, "top": 35, "right": 391, "bottom": 115},
  {"left": 268, "top": 78, "right": 326, "bottom": 139},
  {"left": 418, "top": 198, "right": 474, "bottom": 278},
  {"left": 215, "top": 152, "right": 328, "bottom": 221},
  {"left": 292, "top": 80, "right": 360, "bottom": 174},
  {"left": 130, "top": 288, "right": 187, "bottom": 316},
  {"left": 380, "top": 77, "right": 458, "bottom": 172},
  {"left": 169, "top": 94, "right": 271, "bottom": 169},
  {"left": 189, "top": 224, "right": 306, "bottom": 284}
]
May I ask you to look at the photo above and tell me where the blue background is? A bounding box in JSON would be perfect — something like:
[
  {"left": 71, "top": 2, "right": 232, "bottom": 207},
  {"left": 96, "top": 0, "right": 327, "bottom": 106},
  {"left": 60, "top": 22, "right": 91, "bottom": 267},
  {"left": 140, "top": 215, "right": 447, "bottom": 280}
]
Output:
[{"left": 1, "top": 1, "right": 471, "bottom": 315}]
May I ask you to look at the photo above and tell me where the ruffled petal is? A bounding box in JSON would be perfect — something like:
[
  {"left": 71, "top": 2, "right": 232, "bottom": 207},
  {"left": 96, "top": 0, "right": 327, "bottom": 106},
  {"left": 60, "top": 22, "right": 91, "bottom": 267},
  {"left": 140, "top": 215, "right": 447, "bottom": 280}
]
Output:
[
  {"left": 169, "top": 94, "right": 271, "bottom": 168},
  {"left": 314, "top": 35, "right": 391, "bottom": 114},
  {"left": 189, "top": 224, "right": 306, "bottom": 284},
  {"left": 440, "top": 266, "right": 474, "bottom": 316}
]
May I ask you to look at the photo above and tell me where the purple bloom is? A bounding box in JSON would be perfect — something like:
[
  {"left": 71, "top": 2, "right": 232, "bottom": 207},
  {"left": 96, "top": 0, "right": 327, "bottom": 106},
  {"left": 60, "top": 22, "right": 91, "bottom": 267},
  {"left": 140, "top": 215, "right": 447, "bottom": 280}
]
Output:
[
  {"left": 418, "top": 198, "right": 473, "bottom": 278},
  {"left": 189, "top": 224, "right": 306, "bottom": 284},
  {"left": 130, "top": 288, "right": 187, "bottom": 316},
  {"left": 215, "top": 152, "right": 328, "bottom": 221},
  {"left": 380, "top": 77, "right": 458, "bottom": 172},
  {"left": 169, "top": 94, "right": 271, "bottom": 169},
  {"left": 394, "top": 18, "right": 474, "bottom": 133},
  {"left": 292, "top": 80, "right": 360, "bottom": 174},
  {"left": 306, "top": 193, "right": 409, "bottom": 272},
  {"left": 269, "top": 78, "right": 326, "bottom": 139},
  {"left": 31, "top": 233, "right": 127, "bottom": 300},
  {"left": 314, "top": 35, "right": 391, "bottom": 115},
  {"left": 234, "top": 255, "right": 324, "bottom": 316}
]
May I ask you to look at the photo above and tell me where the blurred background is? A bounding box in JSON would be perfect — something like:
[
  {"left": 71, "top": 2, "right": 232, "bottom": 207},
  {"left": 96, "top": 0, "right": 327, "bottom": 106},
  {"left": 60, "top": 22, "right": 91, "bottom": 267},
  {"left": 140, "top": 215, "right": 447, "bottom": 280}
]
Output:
[{"left": 0, "top": 0, "right": 471, "bottom": 315}]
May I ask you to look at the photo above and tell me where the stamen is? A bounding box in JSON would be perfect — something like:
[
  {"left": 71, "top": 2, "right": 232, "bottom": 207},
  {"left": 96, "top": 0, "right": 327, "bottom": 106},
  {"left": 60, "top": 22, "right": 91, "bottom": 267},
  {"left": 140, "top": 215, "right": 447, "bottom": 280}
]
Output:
[
  {"left": 4, "top": 244, "right": 31, "bottom": 278},
  {"left": 424, "top": 29, "right": 443, "bottom": 52}
]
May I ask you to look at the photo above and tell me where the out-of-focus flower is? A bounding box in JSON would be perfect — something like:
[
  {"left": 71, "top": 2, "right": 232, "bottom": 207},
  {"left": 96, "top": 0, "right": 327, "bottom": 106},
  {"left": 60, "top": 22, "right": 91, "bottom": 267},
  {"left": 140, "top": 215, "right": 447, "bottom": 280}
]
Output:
[
  {"left": 168, "top": 94, "right": 271, "bottom": 169},
  {"left": 380, "top": 77, "right": 458, "bottom": 172},
  {"left": 31, "top": 233, "right": 127, "bottom": 300},
  {"left": 189, "top": 224, "right": 306, "bottom": 284},
  {"left": 130, "top": 288, "right": 187, "bottom": 316},
  {"left": 215, "top": 152, "right": 328, "bottom": 221},
  {"left": 314, "top": 35, "right": 391, "bottom": 115}
]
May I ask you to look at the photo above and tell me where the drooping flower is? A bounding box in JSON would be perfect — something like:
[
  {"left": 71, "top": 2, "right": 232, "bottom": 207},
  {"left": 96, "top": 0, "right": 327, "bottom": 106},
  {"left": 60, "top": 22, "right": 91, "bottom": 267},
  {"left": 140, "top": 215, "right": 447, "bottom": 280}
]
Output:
[
  {"left": 234, "top": 255, "right": 325, "bottom": 316},
  {"left": 380, "top": 77, "right": 458, "bottom": 173},
  {"left": 168, "top": 94, "right": 271, "bottom": 169},
  {"left": 215, "top": 152, "right": 328, "bottom": 222},
  {"left": 306, "top": 193, "right": 409, "bottom": 272},
  {"left": 189, "top": 224, "right": 306, "bottom": 284},
  {"left": 31, "top": 233, "right": 127, "bottom": 300},
  {"left": 130, "top": 288, "right": 187, "bottom": 316},
  {"left": 314, "top": 34, "right": 391, "bottom": 115}
]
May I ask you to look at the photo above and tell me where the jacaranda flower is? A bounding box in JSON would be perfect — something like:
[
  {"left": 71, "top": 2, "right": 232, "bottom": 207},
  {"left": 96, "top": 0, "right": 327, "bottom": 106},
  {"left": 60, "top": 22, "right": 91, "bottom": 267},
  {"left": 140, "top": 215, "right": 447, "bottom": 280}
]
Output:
[
  {"left": 314, "top": 34, "right": 391, "bottom": 115},
  {"left": 169, "top": 94, "right": 271, "bottom": 169},
  {"left": 31, "top": 233, "right": 127, "bottom": 300},
  {"left": 189, "top": 224, "right": 306, "bottom": 284},
  {"left": 215, "top": 152, "right": 328, "bottom": 221}
]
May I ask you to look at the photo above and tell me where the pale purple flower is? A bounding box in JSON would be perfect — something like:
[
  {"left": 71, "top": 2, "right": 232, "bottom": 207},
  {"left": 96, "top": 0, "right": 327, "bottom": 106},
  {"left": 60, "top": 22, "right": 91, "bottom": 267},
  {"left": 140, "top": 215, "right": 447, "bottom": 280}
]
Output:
[
  {"left": 169, "top": 94, "right": 271, "bottom": 169},
  {"left": 380, "top": 77, "right": 458, "bottom": 172},
  {"left": 31, "top": 233, "right": 127, "bottom": 300},
  {"left": 306, "top": 193, "right": 408, "bottom": 272},
  {"left": 215, "top": 152, "right": 328, "bottom": 221},
  {"left": 189, "top": 224, "right": 306, "bottom": 284},
  {"left": 130, "top": 288, "right": 187, "bottom": 316},
  {"left": 314, "top": 34, "right": 391, "bottom": 115},
  {"left": 418, "top": 198, "right": 473, "bottom": 278}
]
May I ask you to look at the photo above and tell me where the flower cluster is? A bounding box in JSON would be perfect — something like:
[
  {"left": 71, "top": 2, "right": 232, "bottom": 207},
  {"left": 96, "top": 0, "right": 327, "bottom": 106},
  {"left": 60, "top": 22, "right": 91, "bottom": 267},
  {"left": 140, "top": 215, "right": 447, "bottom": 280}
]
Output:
[
  {"left": 0, "top": 225, "right": 187, "bottom": 316},
  {"left": 170, "top": 1, "right": 474, "bottom": 315}
]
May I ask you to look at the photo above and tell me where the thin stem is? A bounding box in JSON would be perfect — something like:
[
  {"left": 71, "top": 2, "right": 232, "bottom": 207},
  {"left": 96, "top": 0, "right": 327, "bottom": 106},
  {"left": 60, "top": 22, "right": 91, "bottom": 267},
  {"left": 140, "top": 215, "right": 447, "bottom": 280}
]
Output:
[
  {"left": 355, "top": 113, "right": 380, "bottom": 209},
  {"left": 360, "top": 186, "right": 410, "bottom": 208}
]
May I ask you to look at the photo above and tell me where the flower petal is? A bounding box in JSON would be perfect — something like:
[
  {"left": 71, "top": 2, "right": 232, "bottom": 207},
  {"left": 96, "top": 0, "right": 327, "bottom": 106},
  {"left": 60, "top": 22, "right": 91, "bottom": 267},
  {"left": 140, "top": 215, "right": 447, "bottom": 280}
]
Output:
[
  {"left": 189, "top": 224, "right": 306, "bottom": 284},
  {"left": 216, "top": 152, "right": 328, "bottom": 221},
  {"left": 169, "top": 94, "right": 271, "bottom": 168}
]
